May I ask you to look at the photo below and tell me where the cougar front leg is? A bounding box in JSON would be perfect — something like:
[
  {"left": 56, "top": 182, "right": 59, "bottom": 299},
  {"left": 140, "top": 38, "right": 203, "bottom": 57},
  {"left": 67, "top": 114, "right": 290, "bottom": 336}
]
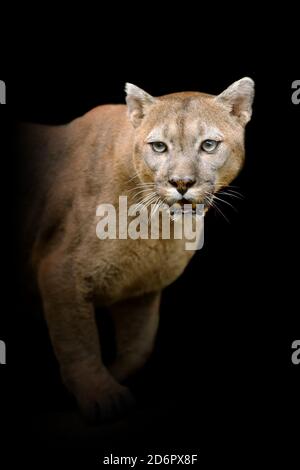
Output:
[
  {"left": 38, "top": 254, "right": 133, "bottom": 421},
  {"left": 109, "top": 292, "right": 161, "bottom": 382}
]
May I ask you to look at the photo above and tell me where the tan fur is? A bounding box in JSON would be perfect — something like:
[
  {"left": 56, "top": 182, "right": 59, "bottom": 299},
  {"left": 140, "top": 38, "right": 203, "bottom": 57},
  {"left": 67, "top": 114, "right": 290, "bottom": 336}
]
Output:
[{"left": 20, "top": 78, "right": 254, "bottom": 420}]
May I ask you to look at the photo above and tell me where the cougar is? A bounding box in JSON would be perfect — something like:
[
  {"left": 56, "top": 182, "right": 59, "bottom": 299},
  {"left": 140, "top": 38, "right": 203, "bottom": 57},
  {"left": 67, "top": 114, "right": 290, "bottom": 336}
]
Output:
[{"left": 19, "top": 78, "right": 254, "bottom": 420}]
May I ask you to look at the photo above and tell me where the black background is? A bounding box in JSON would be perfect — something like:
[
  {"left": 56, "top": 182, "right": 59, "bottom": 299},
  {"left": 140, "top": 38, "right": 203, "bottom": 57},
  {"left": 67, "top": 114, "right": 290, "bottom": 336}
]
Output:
[{"left": 0, "top": 15, "right": 299, "bottom": 468}]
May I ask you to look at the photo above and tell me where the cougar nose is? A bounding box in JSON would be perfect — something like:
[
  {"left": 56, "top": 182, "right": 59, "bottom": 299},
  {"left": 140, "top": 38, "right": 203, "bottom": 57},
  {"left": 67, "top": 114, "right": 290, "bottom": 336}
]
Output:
[{"left": 169, "top": 176, "right": 196, "bottom": 195}]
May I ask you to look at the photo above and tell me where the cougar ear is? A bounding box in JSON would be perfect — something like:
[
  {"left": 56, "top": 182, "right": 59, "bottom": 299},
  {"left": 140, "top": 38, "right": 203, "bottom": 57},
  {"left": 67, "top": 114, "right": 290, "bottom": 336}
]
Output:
[
  {"left": 215, "top": 77, "right": 255, "bottom": 125},
  {"left": 125, "top": 83, "right": 156, "bottom": 128}
]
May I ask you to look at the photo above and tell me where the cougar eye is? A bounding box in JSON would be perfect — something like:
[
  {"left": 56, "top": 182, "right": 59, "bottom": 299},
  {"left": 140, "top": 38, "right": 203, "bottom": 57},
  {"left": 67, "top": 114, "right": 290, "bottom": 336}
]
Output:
[
  {"left": 201, "top": 139, "right": 219, "bottom": 153},
  {"left": 151, "top": 141, "right": 168, "bottom": 153}
]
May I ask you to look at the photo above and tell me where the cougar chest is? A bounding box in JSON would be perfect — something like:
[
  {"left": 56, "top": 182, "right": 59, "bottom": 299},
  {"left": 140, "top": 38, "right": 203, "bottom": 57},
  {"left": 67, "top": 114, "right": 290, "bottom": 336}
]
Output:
[{"left": 93, "top": 237, "right": 194, "bottom": 305}]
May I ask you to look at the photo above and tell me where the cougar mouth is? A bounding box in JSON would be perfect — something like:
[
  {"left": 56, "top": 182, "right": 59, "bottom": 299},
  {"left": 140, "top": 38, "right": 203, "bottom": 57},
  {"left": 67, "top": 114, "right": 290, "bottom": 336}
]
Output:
[{"left": 170, "top": 199, "right": 199, "bottom": 215}]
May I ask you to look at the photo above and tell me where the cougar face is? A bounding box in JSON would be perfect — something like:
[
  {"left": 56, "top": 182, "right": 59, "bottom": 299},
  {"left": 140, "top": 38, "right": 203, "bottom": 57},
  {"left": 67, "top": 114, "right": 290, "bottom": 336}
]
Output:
[{"left": 126, "top": 79, "right": 254, "bottom": 211}]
